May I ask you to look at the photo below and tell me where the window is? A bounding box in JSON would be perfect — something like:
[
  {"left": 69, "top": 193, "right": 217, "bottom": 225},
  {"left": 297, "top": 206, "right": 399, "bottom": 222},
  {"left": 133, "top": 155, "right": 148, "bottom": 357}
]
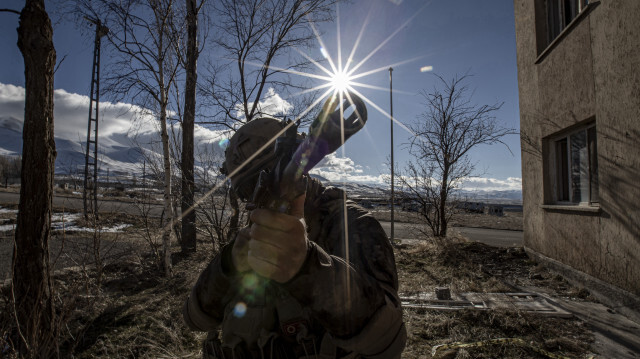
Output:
[
  {"left": 546, "top": 0, "right": 590, "bottom": 45},
  {"left": 550, "top": 123, "right": 599, "bottom": 205}
]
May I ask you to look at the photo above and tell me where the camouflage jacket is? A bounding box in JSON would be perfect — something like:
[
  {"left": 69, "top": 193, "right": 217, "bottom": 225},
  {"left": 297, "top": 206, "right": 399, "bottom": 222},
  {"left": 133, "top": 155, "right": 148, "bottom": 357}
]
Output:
[{"left": 183, "top": 180, "right": 406, "bottom": 358}]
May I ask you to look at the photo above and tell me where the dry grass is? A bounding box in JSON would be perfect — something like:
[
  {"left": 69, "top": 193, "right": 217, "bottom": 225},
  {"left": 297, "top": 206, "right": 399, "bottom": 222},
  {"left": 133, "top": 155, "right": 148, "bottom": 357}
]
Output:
[
  {"left": 371, "top": 209, "right": 523, "bottom": 231},
  {"left": 397, "top": 240, "right": 594, "bottom": 358},
  {"left": 1, "top": 206, "right": 595, "bottom": 358},
  {"left": 50, "top": 249, "right": 210, "bottom": 358}
]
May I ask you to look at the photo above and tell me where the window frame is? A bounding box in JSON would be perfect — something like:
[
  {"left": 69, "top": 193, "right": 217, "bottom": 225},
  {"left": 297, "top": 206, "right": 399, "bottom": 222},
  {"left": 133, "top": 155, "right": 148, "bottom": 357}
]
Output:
[
  {"left": 546, "top": 0, "right": 589, "bottom": 45},
  {"left": 535, "top": 0, "right": 598, "bottom": 63},
  {"left": 546, "top": 122, "right": 599, "bottom": 207}
]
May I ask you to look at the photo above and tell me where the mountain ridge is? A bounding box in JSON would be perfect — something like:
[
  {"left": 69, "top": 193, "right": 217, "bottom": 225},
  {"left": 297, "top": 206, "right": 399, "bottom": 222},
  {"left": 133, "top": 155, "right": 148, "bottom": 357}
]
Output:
[{"left": 0, "top": 117, "right": 522, "bottom": 203}]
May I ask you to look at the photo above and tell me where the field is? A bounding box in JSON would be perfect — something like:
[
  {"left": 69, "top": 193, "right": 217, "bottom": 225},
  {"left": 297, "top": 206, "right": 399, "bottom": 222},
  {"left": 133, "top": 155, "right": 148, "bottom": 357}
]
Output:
[
  {"left": 1, "top": 197, "right": 599, "bottom": 358},
  {"left": 371, "top": 208, "right": 524, "bottom": 232}
]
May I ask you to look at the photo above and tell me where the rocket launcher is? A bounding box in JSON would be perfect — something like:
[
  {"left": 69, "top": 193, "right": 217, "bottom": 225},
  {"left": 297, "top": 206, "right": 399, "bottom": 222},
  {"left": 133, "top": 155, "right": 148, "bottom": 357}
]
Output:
[{"left": 247, "top": 93, "right": 368, "bottom": 213}]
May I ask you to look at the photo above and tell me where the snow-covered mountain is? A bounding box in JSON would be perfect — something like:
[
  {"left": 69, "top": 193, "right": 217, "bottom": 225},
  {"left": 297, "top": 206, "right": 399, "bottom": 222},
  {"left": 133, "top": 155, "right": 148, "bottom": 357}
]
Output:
[
  {"left": 0, "top": 116, "right": 23, "bottom": 157},
  {"left": 0, "top": 116, "right": 522, "bottom": 203},
  {"left": 0, "top": 115, "right": 154, "bottom": 176},
  {"left": 322, "top": 180, "right": 522, "bottom": 204}
]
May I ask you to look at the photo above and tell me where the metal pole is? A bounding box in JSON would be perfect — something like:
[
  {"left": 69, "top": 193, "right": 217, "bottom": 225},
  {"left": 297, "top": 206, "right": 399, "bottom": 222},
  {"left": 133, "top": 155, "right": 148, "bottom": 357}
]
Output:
[
  {"left": 389, "top": 67, "right": 395, "bottom": 243},
  {"left": 82, "top": 18, "right": 108, "bottom": 218}
]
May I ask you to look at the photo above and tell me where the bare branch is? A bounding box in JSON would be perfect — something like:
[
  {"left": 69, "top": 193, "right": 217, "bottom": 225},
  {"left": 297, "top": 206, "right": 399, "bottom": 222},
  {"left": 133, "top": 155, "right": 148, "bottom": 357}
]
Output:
[
  {"left": 201, "top": 0, "right": 335, "bottom": 129},
  {"left": 0, "top": 8, "right": 20, "bottom": 15}
]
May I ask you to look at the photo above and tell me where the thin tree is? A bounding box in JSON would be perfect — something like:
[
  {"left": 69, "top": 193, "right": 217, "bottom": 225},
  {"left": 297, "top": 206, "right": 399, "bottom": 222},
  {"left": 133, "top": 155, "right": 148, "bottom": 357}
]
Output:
[
  {"left": 10, "top": 0, "right": 58, "bottom": 355},
  {"left": 99, "top": 0, "right": 183, "bottom": 276},
  {"left": 402, "top": 73, "right": 514, "bottom": 238},
  {"left": 0, "top": 155, "right": 21, "bottom": 187},
  {"left": 179, "top": 0, "right": 204, "bottom": 253},
  {"left": 194, "top": 144, "right": 242, "bottom": 249}
]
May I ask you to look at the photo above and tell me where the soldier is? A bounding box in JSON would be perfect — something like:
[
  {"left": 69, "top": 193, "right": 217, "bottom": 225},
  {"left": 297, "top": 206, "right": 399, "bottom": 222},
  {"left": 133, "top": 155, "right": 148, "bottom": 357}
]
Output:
[{"left": 183, "top": 118, "right": 406, "bottom": 358}]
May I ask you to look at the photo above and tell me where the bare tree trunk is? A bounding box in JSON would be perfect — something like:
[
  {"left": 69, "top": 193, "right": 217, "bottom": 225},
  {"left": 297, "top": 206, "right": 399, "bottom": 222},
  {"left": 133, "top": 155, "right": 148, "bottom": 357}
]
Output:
[
  {"left": 160, "top": 88, "right": 173, "bottom": 277},
  {"left": 439, "top": 166, "right": 449, "bottom": 237},
  {"left": 180, "top": 0, "right": 198, "bottom": 253},
  {"left": 12, "top": 0, "right": 58, "bottom": 356}
]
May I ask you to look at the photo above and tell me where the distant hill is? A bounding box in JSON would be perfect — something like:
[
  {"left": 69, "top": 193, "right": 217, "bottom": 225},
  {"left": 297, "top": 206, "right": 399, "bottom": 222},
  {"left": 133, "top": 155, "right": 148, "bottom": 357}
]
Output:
[
  {"left": 0, "top": 116, "right": 22, "bottom": 157},
  {"left": 0, "top": 115, "right": 195, "bottom": 177},
  {"left": 322, "top": 181, "right": 522, "bottom": 204},
  {"left": 1, "top": 117, "right": 521, "bottom": 202}
]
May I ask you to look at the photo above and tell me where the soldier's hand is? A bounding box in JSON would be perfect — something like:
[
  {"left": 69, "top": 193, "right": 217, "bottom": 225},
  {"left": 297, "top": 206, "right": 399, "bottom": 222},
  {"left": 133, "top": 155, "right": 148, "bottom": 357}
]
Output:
[
  {"left": 247, "top": 193, "right": 308, "bottom": 283},
  {"left": 231, "top": 226, "right": 251, "bottom": 273}
]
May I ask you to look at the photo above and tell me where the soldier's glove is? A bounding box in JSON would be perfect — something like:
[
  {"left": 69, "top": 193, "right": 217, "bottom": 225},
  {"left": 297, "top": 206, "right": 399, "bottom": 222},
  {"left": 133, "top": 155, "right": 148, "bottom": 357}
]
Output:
[{"left": 247, "top": 193, "right": 309, "bottom": 283}]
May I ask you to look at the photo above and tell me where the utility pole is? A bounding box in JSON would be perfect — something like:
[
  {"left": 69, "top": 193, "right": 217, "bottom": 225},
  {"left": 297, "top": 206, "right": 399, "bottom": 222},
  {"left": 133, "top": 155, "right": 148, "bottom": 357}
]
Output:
[
  {"left": 83, "top": 17, "right": 108, "bottom": 219},
  {"left": 389, "top": 67, "right": 395, "bottom": 243}
]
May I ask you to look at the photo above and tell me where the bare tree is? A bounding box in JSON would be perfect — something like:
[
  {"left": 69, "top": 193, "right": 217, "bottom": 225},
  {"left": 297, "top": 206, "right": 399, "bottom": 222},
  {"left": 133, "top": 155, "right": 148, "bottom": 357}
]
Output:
[
  {"left": 0, "top": 155, "right": 21, "bottom": 187},
  {"left": 99, "top": 0, "right": 184, "bottom": 276},
  {"left": 179, "top": 0, "right": 205, "bottom": 253},
  {"left": 200, "top": 0, "right": 335, "bottom": 127},
  {"left": 11, "top": 0, "right": 58, "bottom": 355},
  {"left": 194, "top": 144, "right": 244, "bottom": 250},
  {"left": 200, "top": 0, "right": 336, "bottom": 237},
  {"left": 401, "top": 74, "right": 514, "bottom": 238}
]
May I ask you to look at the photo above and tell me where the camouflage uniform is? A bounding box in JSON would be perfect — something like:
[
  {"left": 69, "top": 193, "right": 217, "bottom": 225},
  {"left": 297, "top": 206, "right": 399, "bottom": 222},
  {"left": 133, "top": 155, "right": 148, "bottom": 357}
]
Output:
[{"left": 183, "top": 178, "right": 406, "bottom": 358}]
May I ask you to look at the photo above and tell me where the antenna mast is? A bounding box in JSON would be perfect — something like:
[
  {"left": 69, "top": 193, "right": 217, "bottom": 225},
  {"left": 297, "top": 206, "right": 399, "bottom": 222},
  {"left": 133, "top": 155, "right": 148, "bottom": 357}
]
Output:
[{"left": 83, "top": 17, "right": 109, "bottom": 219}]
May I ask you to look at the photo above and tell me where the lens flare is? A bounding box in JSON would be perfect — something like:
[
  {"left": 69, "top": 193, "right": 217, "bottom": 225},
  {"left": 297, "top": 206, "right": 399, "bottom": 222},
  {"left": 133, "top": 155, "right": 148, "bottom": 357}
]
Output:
[
  {"left": 219, "top": 138, "right": 230, "bottom": 149},
  {"left": 233, "top": 302, "right": 247, "bottom": 318},
  {"left": 241, "top": 273, "right": 259, "bottom": 290},
  {"left": 320, "top": 47, "right": 329, "bottom": 59}
]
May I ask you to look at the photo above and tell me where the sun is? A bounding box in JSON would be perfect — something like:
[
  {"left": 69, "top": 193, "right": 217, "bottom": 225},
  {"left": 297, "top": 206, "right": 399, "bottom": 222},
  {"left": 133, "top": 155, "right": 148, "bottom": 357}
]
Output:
[
  {"left": 236, "top": 1, "right": 432, "bottom": 129},
  {"left": 330, "top": 69, "right": 353, "bottom": 94}
]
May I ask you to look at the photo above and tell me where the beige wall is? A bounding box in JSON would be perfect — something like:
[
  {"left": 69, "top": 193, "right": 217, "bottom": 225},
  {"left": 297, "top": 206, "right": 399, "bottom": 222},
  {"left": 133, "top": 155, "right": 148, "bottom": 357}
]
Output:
[{"left": 515, "top": 0, "right": 640, "bottom": 296}]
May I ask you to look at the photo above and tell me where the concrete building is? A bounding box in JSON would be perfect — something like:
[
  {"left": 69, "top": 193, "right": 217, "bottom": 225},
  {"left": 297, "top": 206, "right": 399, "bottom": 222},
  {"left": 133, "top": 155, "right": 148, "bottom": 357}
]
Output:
[{"left": 514, "top": 0, "right": 640, "bottom": 318}]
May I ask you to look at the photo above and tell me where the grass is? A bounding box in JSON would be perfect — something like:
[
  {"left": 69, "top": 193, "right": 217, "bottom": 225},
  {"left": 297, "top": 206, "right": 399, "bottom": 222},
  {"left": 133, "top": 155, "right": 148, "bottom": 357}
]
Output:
[{"left": 1, "top": 206, "right": 595, "bottom": 358}]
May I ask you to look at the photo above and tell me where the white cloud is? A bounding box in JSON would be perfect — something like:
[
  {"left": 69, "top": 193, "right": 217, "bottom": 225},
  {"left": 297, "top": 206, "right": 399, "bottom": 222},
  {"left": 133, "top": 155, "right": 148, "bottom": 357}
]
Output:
[
  {"left": 1, "top": 82, "right": 522, "bottom": 194},
  {"left": 309, "top": 153, "right": 385, "bottom": 184},
  {"left": 0, "top": 82, "right": 226, "bottom": 156},
  {"left": 234, "top": 87, "right": 293, "bottom": 121},
  {"left": 459, "top": 177, "right": 522, "bottom": 192},
  {"left": 300, "top": 152, "right": 521, "bottom": 192}
]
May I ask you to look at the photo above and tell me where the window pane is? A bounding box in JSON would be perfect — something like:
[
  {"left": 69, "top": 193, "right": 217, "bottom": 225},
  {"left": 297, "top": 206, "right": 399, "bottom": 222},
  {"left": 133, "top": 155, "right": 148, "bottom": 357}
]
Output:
[
  {"left": 564, "top": 0, "right": 577, "bottom": 25},
  {"left": 547, "top": 0, "right": 562, "bottom": 43},
  {"left": 556, "top": 138, "right": 569, "bottom": 201},
  {"left": 588, "top": 126, "right": 599, "bottom": 202},
  {"left": 570, "top": 130, "right": 589, "bottom": 203}
]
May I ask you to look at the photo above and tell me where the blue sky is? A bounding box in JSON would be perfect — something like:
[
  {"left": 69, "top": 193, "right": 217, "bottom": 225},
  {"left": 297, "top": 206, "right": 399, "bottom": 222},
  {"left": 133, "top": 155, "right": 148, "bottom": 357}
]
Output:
[{"left": 0, "top": 0, "right": 522, "bottom": 191}]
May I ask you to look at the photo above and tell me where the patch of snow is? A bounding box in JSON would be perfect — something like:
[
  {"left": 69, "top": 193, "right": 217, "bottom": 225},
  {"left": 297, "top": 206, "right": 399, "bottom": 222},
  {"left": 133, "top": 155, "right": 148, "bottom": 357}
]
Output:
[
  {"left": 55, "top": 223, "right": 132, "bottom": 233},
  {"left": 0, "top": 224, "right": 16, "bottom": 232},
  {"left": 51, "top": 213, "right": 80, "bottom": 222},
  {"left": 0, "top": 209, "right": 130, "bottom": 233}
]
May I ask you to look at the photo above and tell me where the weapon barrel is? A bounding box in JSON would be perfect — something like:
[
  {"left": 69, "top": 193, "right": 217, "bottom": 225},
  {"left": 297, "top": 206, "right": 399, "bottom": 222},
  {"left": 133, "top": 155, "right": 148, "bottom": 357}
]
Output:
[{"left": 280, "top": 93, "right": 367, "bottom": 199}]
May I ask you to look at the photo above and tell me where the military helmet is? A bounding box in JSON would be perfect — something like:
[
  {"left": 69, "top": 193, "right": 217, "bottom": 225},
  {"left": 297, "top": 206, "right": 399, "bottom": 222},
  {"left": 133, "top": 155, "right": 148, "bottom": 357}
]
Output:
[{"left": 221, "top": 117, "right": 285, "bottom": 201}]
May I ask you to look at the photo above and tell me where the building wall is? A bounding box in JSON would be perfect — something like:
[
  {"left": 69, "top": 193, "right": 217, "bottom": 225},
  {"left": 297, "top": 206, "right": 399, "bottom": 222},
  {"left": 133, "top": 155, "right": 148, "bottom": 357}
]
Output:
[{"left": 515, "top": 0, "right": 640, "bottom": 296}]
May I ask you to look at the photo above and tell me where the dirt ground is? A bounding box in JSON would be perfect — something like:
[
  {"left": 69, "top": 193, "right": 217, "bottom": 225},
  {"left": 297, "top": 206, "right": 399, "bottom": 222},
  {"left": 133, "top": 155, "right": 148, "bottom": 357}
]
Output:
[
  {"left": 370, "top": 209, "right": 523, "bottom": 232},
  {"left": 0, "top": 201, "right": 600, "bottom": 358}
]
